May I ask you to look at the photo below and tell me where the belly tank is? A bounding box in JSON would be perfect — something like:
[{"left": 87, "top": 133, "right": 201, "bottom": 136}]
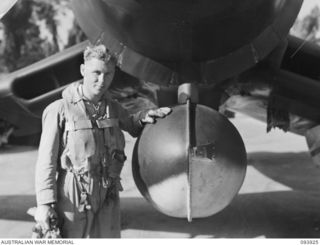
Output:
[
  {"left": 71, "top": 0, "right": 303, "bottom": 83},
  {"left": 132, "top": 85, "right": 247, "bottom": 220}
]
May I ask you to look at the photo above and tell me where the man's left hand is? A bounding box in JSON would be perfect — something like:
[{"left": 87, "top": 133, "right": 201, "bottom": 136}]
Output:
[{"left": 141, "top": 107, "right": 172, "bottom": 124}]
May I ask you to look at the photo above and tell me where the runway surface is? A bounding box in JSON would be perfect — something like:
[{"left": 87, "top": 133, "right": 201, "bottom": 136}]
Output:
[{"left": 1, "top": 114, "right": 320, "bottom": 238}]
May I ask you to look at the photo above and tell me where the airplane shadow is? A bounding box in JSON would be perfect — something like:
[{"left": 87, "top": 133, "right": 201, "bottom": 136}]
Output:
[
  {"left": 0, "top": 145, "right": 37, "bottom": 154},
  {"left": 1, "top": 192, "right": 319, "bottom": 238},
  {"left": 0, "top": 195, "right": 36, "bottom": 222},
  {"left": 247, "top": 151, "right": 320, "bottom": 192}
]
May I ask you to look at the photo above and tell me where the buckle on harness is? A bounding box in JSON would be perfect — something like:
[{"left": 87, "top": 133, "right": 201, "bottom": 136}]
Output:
[
  {"left": 101, "top": 177, "right": 110, "bottom": 189},
  {"left": 111, "top": 150, "right": 127, "bottom": 162},
  {"left": 79, "top": 191, "right": 91, "bottom": 212}
]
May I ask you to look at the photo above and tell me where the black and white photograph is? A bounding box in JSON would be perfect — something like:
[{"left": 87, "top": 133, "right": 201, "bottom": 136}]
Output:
[{"left": 1, "top": 0, "right": 320, "bottom": 241}]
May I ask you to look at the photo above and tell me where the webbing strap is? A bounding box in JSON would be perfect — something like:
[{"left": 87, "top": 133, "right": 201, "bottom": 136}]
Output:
[
  {"left": 65, "top": 118, "right": 119, "bottom": 131},
  {"left": 65, "top": 120, "right": 93, "bottom": 131}
]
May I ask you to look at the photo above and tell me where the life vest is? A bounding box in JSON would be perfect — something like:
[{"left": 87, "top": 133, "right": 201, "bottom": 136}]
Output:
[
  {"left": 60, "top": 90, "right": 126, "bottom": 179},
  {"left": 58, "top": 83, "right": 127, "bottom": 212}
]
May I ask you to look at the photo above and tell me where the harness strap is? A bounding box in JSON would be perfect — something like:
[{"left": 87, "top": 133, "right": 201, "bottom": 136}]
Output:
[
  {"left": 65, "top": 120, "right": 93, "bottom": 131},
  {"left": 65, "top": 118, "right": 119, "bottom": 131}
]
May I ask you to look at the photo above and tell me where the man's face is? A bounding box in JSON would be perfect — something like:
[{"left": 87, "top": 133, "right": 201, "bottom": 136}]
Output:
[{"left": 80, "top": 58, "right": 115, "bottom": 98}]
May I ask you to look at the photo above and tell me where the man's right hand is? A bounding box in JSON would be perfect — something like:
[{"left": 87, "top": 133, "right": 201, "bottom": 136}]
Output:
[
  {"left": 34, "top": 204, "right": 57, "bottom": 232},
  {"left": 140, "top": 107, "right": 172, "bottom": 124}
]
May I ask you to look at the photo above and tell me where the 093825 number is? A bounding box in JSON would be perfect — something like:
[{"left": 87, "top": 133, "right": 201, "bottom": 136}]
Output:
[{"left": 300, "top": 240, "right": 319, "bottom": 244}]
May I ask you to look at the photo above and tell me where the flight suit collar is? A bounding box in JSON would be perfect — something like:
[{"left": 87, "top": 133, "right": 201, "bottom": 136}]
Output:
[{"left": 62, "top": 80, "right": 112, "bottom": 104}]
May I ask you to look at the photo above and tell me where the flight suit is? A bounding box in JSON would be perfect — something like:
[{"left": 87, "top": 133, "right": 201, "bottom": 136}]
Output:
[{"left": 35, "top": 81, "right": 145, "bottom": 238}]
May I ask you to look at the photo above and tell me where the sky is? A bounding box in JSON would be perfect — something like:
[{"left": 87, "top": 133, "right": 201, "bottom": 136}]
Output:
[{"left": 297, "top": 0, "right": 320, "bottom": 18}]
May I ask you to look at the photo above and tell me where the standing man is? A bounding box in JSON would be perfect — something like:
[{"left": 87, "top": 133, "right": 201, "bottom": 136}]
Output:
[{"left": 34, "top": 43, "right": 171, "bottom": 238}]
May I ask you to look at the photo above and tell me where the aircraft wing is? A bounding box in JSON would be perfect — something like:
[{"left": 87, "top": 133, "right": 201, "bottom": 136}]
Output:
[{"left": 0, "top": 41, "right": 87, "bottom": 136}]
